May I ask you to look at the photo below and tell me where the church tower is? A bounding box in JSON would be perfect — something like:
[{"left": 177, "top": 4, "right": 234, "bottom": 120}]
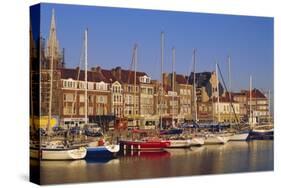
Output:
[{"left": 45, "top": 9, "right": 63, "bottom": 69}]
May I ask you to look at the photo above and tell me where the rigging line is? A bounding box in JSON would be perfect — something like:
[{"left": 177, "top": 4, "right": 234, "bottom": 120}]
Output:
[
  {"left": 217, "top": 63, "right": 241, "bottom": 128},
  {"left": 128, "top": 44, "right": 137, "bottom": 84},
  {"left": 70, "top": 34, "right": 85, "bottom": 119}
]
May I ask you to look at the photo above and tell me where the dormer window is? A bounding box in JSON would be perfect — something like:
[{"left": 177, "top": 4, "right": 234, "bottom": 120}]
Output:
[
  {"left": 139, "top": 75, "right": 151, "bottom": 83},
  {"left": 96, "top": 81, "right": 108, "bottom": 91}
]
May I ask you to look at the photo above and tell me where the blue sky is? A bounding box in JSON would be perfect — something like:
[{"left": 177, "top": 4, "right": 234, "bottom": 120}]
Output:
[{"left": 38, "top": 3, "right": 273, "bottom": 94}]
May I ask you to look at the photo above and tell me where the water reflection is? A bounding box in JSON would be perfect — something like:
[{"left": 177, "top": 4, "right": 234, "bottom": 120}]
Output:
[{"left": 36, "top": 140, "right": 273, "bottom": 185}]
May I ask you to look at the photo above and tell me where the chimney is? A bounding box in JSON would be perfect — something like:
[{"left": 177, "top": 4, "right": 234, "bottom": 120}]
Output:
[{"left": 115, "top": 66, "right": 122, "bottom": 80}]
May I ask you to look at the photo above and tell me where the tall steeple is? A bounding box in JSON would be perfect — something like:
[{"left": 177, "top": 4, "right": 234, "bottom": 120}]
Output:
[{"left": 46, "top": 9, "right": 61, "bottom": 67}]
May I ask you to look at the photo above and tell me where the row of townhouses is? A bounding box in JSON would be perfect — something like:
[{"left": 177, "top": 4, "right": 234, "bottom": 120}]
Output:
[{"left": 30, "top": 9, "right": 271, "bottom": 130}]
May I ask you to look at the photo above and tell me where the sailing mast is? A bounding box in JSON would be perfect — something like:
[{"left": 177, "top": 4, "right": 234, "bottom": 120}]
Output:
[
  {"left": 216, "top": 62, "right": 220, "bottom": 123},
  {"left": 172, "top": 47, "right": 175, "bottom": 127},
  {"left": 228, "top": 56, "right": 232, "bottom": 124},
  {"left": 84, "top": 29, "right": 88, "bottom": 125},
  {"left": 47, "top": 10, "right": 55, "bottom": 134},
  {"left": 192, "top": 49, "right": 198, "bottom": 123},
  {"left": 249, "top": 75, "right": 253, "bottom": 128},
  {"left": 133, "top": 44, "right": 137, "bottom": 128},
  {"left": 268, "top": 90, "right": 271, "bottom": 123},
  {"left": 160, "top": 32, "right": 164, "bottom": 130}
]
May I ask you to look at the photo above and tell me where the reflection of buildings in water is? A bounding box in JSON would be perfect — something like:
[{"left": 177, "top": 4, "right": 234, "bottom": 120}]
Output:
[
  {"left": 189, "top": 146, "right": 206, "bottom": 154},
  {"left": 40, "top": 159, "right": 87, "bottom": 168},
  {"left": 86, "top": 158, "right": 119, "bottom": 165},
  {"left": 248, "top": 140, "right": 273, "bottom": 171},
  {"left": 164, "top": 148, "right": 191, "bottom": 156},
  {"left": 119, "top": 151, "right": 171, "bottom": 163},
  {"left": 204, "top": 142, "right": 252, "bottom": 173},
  {"left": 40, "top": 159, "right": 88, "bottom": 184}
]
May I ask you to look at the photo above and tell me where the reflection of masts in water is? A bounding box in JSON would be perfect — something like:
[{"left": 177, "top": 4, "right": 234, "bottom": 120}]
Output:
[
  {"left": 159, "top": 32, "right": 164, "bottom": 130},
  {"left": 172, "top": 47, "right": 176, "bottom": 127}
]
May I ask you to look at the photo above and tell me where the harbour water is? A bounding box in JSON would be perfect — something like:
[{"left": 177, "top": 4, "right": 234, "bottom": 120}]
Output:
[{"left": 32, "top": 140, "right": 273, "bottom": 185}]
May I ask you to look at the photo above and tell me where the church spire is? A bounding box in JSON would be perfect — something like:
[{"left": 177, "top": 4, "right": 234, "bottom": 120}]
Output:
[{"left": 46, "top": 9, "right": 61, "bottom": 66}]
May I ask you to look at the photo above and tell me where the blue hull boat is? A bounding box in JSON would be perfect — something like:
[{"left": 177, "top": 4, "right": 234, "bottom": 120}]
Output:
[{"left": 86, "top": 144, "right": 120, "bottom": 159}]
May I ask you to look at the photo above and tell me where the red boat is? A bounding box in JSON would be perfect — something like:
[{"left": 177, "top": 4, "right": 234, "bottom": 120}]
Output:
[{"left": 120, "top": 139, "right": 170, "bottom": 151}]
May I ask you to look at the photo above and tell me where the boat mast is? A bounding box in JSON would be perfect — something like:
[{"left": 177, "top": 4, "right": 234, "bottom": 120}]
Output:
[
  {"left": 228, "top": 56, "right": 232, "bottom": 124},
  {"left": 134, "top": 44, "right": 137, "bottom": 128},
  {"left": 249, "top": 75, "right": 252, "bottom": 128},
  {"left": 216, "top": 62, "right": 220, "bottom": 123},
  {"left": 193, "top": 49, "right": 198, "bottom": 123},
  {"left": 84, "top": 29, "right": 88, "bottom": 125},
  {"left": 268, "top": 89, "right": 271, "bottom": 123},
  {"left": 160, "top": 32, "right": 164, "bottom": 130},
  {"left": 47, "top": 9, "right": 55, "bottom": 134},
  {"left": 172, "top": 47, "right": 175, "bottom": 127}
]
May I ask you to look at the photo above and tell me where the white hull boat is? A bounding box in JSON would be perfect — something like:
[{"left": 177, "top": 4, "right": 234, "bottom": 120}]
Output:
[
  {"left": 42, "top": 147, "right": 87, "bottom": 160},
  {"left": 30, "top": 147, "right": 87, "bottom": 160},
  {"left": 190, "top": 137, "right": 205, "bottom": 146},
  {"left": 166, "top": 139, "right": 191, "bottom": 148},
  {"left": 229, "top": 132, "right": 249, "bottom": 141},
  {"left": 204, "top": 134, "right": 230, "bottom": 145}
]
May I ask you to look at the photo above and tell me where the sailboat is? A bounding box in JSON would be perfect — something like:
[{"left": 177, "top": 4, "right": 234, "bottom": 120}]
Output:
[
  {"left": 32, "top": 10, "right": 87, "bottom": 160},
  {"left": 204, "top": 63, "right": 230, "bottom": 145},
  {"left": 222, "top": 56, "right": 249, "bottom": 141},
  {"left": 77, "top": 29, "right": 120, "bottom": 158},
  {"left": 249, "top": 84, "right": 274, "bottom": 139},
  {"left": 119, "top": 42, "right": 172, "bottom": 151},
  {"left": 188, "top": 49, "right": 205, "bottom": 146}
]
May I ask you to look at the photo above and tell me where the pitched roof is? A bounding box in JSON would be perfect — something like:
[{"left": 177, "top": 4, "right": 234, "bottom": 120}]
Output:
[
  {"left": 60, "top": 66, "right": 149, "bottom": 85},
  {"left": 60, "top": 67, "right": 108, "bottom": 82},
  {"left": 245, "top": 89, "right": 266, "bottom": 99},
  {"left": 176, "top": 74, "right": 188, "bottom": 84},
  {"left": 101, "top": 69, "right": 117, "bottom": 83},
  {"left": 116, "top": 68, "right": 147, "bottom": 84}
]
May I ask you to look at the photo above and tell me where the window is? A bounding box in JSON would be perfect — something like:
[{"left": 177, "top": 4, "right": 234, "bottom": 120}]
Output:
[
  {"left": 79, "top": 94, "right": 85, "bottom": 103},
  {"left": 64, "top": 93, "right": 74, "bottom": 102},
  {"left": 96, "top": 95, "right": 107, "bottom": 103},
  {"left": 96, "top": 82, "right": 108, "bottom": 91},
  {"left": 79, "top": 106, "right": 84, "bottom": 115},
  {"left": 88, "top": 107, "right": 94, "bottom": 115},
  {"left": 88, "top": 82, "right": 94, "bottom": 90}
]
